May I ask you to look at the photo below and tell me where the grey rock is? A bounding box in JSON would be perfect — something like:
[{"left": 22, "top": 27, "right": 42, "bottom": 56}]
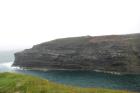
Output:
[{"left": 13, "top": 34, "right": 140, "bottom": 74}]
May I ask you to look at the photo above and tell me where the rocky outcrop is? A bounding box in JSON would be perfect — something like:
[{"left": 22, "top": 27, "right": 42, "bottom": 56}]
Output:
[{"left": 13, "top": 33, "right": 140, "bottom": 74}]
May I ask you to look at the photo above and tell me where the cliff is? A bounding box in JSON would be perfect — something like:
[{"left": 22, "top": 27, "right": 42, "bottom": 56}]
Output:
[{"left": 13, "top": 33, "right": 140, "bottom": 74}]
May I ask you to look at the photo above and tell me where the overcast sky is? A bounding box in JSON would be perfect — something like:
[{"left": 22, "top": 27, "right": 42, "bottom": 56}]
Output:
[{"left": 0, "top": 0, "right": 140, "bottom": 50}]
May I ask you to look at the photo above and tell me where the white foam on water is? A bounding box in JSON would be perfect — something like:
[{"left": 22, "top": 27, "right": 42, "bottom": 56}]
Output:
[
  {"left": 0, "top": 62, "right": 12, "bottom": 67},
  {"left": 0, "top": 62, "right": 14, "bottom": 72}
]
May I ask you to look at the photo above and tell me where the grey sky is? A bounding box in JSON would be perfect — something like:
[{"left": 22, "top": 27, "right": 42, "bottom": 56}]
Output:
[{"left": 0, "top": 0, "right": 140, "bottom": 50}]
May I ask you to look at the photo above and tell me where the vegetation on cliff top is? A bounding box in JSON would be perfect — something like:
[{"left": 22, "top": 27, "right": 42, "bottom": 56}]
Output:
[{"left": 0, "top": 72, "right": 135, "bottom": 93}]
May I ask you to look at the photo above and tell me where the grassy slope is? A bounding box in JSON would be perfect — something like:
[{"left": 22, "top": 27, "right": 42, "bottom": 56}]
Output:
[{"left": 0, "top": 72, "right": 135, "bottom": 93}]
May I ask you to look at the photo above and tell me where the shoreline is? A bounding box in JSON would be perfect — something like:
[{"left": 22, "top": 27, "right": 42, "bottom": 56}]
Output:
[
  {"left": 1, "top": 61, "right": 139, "bottom": 75},
  {"left": 0, "top": 72, "right": 136, "bottom": 93},
  {"left": 12, "top": 66, "right": 140, "bottom": 75}
]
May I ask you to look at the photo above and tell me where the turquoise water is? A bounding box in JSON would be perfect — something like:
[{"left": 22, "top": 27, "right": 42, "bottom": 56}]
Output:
[
  {"left": 0, "top": 51, "right": 140, "bottom": 92},
  {"left": 16, "top": 70, "right": 140, "bottom": 92}
]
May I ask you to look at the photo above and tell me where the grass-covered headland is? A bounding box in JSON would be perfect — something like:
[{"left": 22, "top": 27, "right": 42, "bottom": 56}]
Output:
[{"left": 0, "top": 72, "right": 136, "bottom": 93}]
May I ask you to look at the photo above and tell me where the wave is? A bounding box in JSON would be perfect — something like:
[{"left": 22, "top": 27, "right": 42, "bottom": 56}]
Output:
[{"left": 0, "top": 62, "right": 13, "bottom": 67}]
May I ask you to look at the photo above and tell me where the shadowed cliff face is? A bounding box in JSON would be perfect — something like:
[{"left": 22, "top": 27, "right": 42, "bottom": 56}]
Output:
[{"left": 13, "top": 34, "right": 140, "bottom": 74}]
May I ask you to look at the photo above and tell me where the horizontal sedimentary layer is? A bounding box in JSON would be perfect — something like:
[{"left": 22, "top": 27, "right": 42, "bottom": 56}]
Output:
[{"left": 13, "top": 33, "right": 140, "bottom": 74}]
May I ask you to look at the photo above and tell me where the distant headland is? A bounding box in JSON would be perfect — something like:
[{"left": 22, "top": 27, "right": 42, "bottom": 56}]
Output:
[{"left": 13, "top": 33, "right": 140, "bottom": 74}]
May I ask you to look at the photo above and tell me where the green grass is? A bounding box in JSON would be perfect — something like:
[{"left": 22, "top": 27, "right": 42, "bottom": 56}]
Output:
[{"left": 0, "top": 72, "right": 136, "bottom": 93}]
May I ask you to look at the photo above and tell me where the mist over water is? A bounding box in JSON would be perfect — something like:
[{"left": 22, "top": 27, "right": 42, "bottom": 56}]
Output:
[{"left": 0, "top": 51, "right": 15, "bottom": 63}]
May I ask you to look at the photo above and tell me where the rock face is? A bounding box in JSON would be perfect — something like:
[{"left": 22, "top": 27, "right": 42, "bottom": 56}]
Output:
[{"left": 13, "top": 34, "right": 140, "bottom": 74}]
